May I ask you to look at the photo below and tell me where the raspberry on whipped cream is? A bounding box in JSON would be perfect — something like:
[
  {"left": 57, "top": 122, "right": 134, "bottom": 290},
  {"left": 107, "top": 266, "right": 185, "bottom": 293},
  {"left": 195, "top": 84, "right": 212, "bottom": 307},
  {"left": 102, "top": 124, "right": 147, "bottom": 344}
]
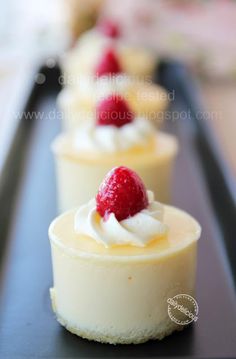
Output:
[{"left": 74, "top": 167, "right": 168, "bottom": 247}]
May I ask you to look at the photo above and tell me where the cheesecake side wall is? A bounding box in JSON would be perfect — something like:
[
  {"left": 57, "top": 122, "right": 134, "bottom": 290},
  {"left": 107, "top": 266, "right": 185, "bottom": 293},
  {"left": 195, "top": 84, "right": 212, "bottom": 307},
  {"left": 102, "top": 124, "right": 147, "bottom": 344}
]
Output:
[
  {"left": 49, "top": 240, "right": 197, "bottom": 343},
  {"left": 54, "top": 153, "right": 176, "bottom": 212}
]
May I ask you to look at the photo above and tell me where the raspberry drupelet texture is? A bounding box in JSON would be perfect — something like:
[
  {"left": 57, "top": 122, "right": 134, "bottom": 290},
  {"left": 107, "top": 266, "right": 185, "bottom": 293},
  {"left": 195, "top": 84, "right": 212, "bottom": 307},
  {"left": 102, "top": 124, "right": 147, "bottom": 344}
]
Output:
[
  {"left": 96, "top": 95, "right": 134, "bottom": 127},
  {"left": 95, "top": 48, "right": 122, "bottom": 77},
  {"left": 96, "top": 166, "right": 148, "bottom": 221}
]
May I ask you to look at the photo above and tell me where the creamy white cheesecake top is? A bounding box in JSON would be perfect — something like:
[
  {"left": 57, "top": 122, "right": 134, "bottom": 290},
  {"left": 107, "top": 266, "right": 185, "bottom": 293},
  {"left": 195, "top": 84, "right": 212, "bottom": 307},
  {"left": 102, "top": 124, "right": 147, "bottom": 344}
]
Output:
[{"left": 49, "top": 204, "right": 201, "bottom": 260}]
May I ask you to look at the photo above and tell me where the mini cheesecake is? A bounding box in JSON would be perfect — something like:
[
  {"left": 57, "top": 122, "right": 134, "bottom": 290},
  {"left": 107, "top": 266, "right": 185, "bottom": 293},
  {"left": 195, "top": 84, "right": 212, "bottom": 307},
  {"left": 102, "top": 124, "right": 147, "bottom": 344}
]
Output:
[
  {"left": 49, "top": 167, "right": 201, "bottom": 344},
  {"left": 58, "top": 77, "right": 168, "bottom": 131},
  {"left": 61, "top": 19, "right": 157, "bottom": 83},
  {"left": 52, "top": 95, "right": 178, "bottom": 212},
  {"left": 58, "top": 47, "right": 167, "bottom": 131}
]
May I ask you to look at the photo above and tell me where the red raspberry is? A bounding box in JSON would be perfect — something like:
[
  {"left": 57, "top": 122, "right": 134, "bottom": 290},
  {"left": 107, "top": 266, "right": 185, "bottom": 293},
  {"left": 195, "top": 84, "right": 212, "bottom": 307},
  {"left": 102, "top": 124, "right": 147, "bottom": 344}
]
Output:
[
  {"left": 97, "top": 19, "right": 120, "bottom": 39},
  {"left": 96, "top": 95, "right": 134, "bottom": 127},
  {"left": 96, "top": 166, "right": 148, "bottom": 221},
  {"left": 95, "top": 48, "right": 122, "bottom": 77}
]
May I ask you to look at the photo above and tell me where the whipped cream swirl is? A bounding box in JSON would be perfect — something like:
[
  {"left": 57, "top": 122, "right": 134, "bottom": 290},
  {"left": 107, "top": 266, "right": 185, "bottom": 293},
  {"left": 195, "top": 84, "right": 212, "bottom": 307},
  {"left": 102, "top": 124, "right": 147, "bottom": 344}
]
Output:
[
  {"left": 74, "top": 29, "right": 114, "bottom": 62},
  {"left": 74, "top": 117, "right": 154, "bottom": 153},
  {"left": 74, "top": 191, "right": 168, "bottom": 247},
  {"left": 67, "top": 30, "right": 117, "bottom": 77}
]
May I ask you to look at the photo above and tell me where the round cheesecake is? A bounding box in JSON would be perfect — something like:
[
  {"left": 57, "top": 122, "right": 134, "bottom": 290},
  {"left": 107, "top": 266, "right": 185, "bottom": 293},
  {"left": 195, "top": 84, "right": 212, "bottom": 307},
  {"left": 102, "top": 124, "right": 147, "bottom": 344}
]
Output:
[
  {"left": 58, "top": 77, "right": 168, "bottom": 131},
  {"left": 61, "top": 27, "right": 157, "bottom": 83},
  {"left": 49, "top": 203, "right": 200, "bottom": 344},
  {"left": 52, "top": 130, "right": 178, "bottom": 213}
]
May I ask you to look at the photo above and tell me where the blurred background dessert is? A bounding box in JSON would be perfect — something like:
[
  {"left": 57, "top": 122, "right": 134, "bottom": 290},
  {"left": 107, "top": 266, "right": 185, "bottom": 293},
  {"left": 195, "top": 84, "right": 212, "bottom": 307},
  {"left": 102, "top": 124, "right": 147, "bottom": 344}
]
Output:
[
  {"left": 52, "top": 95, "right": 178, "bottom": 212},
  {"left": 1, "top": 0, "right": 236, "bottom": 179},
  {"left": 61, "top": 18, "right": 157, "bottom": 81},
  {"left": 58, "top": 46, "right": 168, "bottom": 130}
]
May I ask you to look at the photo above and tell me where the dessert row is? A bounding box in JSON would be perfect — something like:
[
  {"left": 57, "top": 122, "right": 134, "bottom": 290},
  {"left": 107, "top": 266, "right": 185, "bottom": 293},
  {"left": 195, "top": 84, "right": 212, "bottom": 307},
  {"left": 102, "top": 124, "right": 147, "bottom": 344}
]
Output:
[
  {"left": 49, "top": 20, "right": 201, "bottom": 345},
  {"left": 55, "top": 20, "right": 175, "bottom": 211}
]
